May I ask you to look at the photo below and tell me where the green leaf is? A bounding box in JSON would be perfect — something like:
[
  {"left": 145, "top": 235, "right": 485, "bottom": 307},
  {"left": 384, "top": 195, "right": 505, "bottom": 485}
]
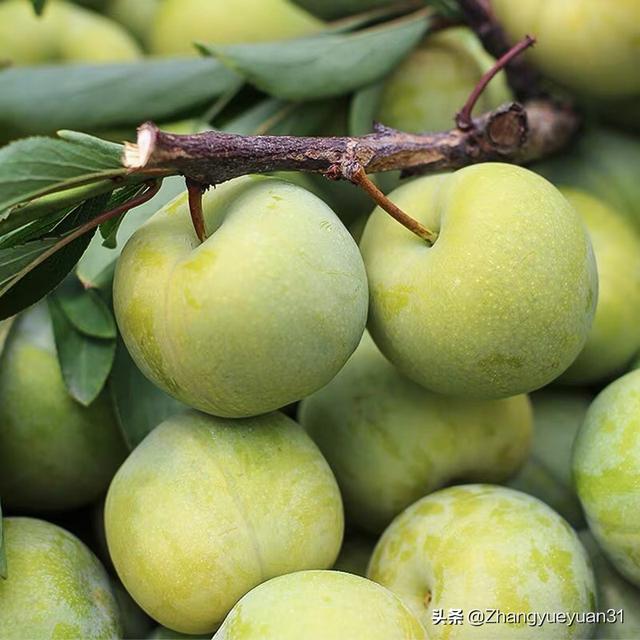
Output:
[
  {"left": 0, "top": 500, "right": 6, "bottom": 580},
  {"left": 111, "top": 340, "right": 187, "bottom": 449},
  {"left": 31, "top": 0, "right": 46, "bottom": 15},
  {"left": 54, "top": 276, "right": 116, "bottom": 339},
  {"left": 48, "top": 296, "right": 115, "bottom": 406},
  {"left": 202, "top": 10, "right": 430, "bottom": 100},
  {"left": 349, "top": 82, "right": 385, "bottom": 135},
  {"left": 0, "top": 191, "right": 112, "bottom": 321},
  {"left": 0, "top": 180, "right": 121, "bottom": 238},
  {"left": 0, "top": 133, "right": 123, "bottom": 216},
  {"left": 0, "top": 58, "right": 240, "bottom": 138}
]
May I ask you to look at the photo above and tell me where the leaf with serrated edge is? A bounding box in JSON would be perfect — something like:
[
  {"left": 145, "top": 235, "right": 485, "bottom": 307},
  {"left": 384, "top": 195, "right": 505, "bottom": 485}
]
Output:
[
  {"left": 0, "top": 58, "right": 239, "bottom": 138},
  {"left": 48, "top": 296, "right": 115, "bottom": 406},
  {"left": 55, "top": 276, "right": 116, "bottom": 339},
  {"left": 202, "top": 11, "right": 430, "bottom": 100},
  {"left": 0, "top": 134, "right": 124, "bottom": 216},
  {"left": 0, "top": 191, "right": 112, "bottom": 320},
  {"left": 110, "top": 340, "right": 186, "bottom": 450}
]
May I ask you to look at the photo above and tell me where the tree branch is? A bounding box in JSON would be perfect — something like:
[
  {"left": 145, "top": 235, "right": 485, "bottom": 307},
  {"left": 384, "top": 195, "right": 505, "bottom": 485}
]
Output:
[{"left": 124, "top": 100, "right": 578, "bottom": 186}]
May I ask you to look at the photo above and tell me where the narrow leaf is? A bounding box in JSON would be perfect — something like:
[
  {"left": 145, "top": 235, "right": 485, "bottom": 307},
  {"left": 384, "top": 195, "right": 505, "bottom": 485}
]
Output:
[
  {"left": 48, "top": 296, "right": 115, "bottom": 406},
  {"left": 202, "top": 11, "right": 430, "bottom": 100},
  {"left": 54, "top": 276, "right": 116, "bottom": 339},
  {"left": 0, "top": 191, "right": 112, "bottom": 320},
  {"left": 111, "top": 340, "right": 186, "bottom": 449},
  {"left": 0, "top": 500, "right": 6, "bottom": 580},
  {"left": 0, "top": 58, "right": 239, "bottom": 138},
  {"left": 0, "top": 133, "right": 123, "bottom": 215},
  {"left": 349, "top": 82, "right": 385, "bottom": 135}
]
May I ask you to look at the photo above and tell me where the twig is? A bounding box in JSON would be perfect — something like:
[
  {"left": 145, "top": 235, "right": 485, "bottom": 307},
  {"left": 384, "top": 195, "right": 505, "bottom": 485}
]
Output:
[
  {"left": 458, "top": 0, "right": 543, "bottom": 100},
  {"left": 456, "top": 35, "right": 536, "bottom": 130},
  {"left": 351, "top": 168, "right": 437, "bottom": 244},
  {"left": 125, "top": 100, "right": 576, "bottom": 186}
]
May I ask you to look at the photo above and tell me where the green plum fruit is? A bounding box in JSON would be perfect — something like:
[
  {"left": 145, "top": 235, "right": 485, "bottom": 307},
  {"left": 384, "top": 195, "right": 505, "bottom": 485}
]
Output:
[
  {"left": 368, "top": 485, "right": 596, "bottom": 638},
  {"left": 150, "top": 0, "right": 323, "bottom": 56},
  {"left": 0, "top": 517, "right": 120, "bottom": 639},
  {"left": 293, "top": 0, "right": 394, "bottom": 20},
  {"left": 105, "top": 410, "right": 344, "bottom": 634},
  {"left": 557, "top": 189, "right": 640, "bottom": 384},
  {"left": 509, "top": 390, "right": 590, "bottom": 528},
  {"left": 378, "top": 28, "right": 512, "bottom": 134},
  {"left": 0, "top": 0, "right": 142, "bottom": 64},
  {"left": 213, "top": 570, "right": 427, "bottom": 640},
  {"left": 534, "top": 128, "right": 640, "bottom": 231},
  {"left": 0, "top": 303, "right": 127, "bottom": 512},
  {"left": 333, "top": 532, "right": 376, "bottom": 577},
  {"left": 492, "top": 0, "right": 640, "bottom": 98},
  {"left": 113, "top": 175, "right": 368, "bottom": 418},
  {"left": 360, "top": 163, "right": 597, "bottom": 399},
  {"left": 573, "top": 369, "right": 640, "bottom": 587},
  {"left": 300, "top": 332, "right": 532, "bottom": 532},
  {"left": 580, "top": 531, "right": 640, "bottom": 639}
]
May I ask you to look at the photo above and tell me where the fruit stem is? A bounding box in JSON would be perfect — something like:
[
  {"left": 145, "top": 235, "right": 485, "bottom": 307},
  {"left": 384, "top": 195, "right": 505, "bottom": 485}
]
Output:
[
  {"left": 351, "top": 167, "right": 437, "bottom": 244},
  {"left": 456, "top": 35, "right": 536, "bottom": 131},
  {"left": 186, "top": 179, "right": 207, "bottom": 243}
]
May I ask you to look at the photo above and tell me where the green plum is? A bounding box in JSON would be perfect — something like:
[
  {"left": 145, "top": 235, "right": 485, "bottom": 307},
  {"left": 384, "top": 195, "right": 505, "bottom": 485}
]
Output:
[
  {"left": 213, "top": 570, "right": 427, "bottom": 639},
  {"left": 150, "top": 0, "right": 323, "bottom": 56},
  {"left": 509, "top": 390, "right": 590, "bottom": 528},
  {"left": 557, "top": 189, "right": 640, "bottom": 384},
  {"left": 105, "top": 410, "right": 344, "bottom": 634},
  {"left": 378, "top": 28, "right": 512, "bottom": 134},
  {"left": 300, "top": 332, "right": 532, "bottom": 533},
  {"left": 492, "top": 0, "right": 640, "bottom": 98},
  {"left": 113, "top": 175, "right": 368, "bottom": 418},
  {"left": 534, "top": 128, "right": 640, "bottom": 231},
  {"left": 368, "top": 485, "right": 596, "bottom": 638},
  {"left": 0, "top": 303, "right": 127, "bottom": 512},
  {"left": 0, "top": 517, "right": 120, "bottom": 639},
  {"left": 360, "top": 163, "right": 597, "bottom": 399},
  {"left": 0, "top": 0, "right": 142, "bottom": 64},
  {"left": 573, "top": 370, "right": 640, "bottom": 587},
  {"left": 580, "top": 531, "right": 640, "bottom": 639}
]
